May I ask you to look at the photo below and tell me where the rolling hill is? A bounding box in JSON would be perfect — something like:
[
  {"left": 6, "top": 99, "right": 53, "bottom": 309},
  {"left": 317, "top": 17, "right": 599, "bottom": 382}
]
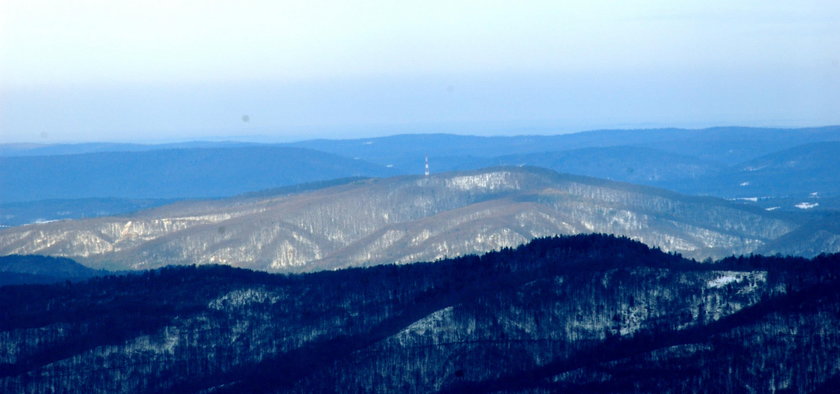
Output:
[
  {"left": 0, "top": 254, "right": 107, "bottom": 286},
  {"left": 464, "top": 145, "right": 724, "bottom": 184},
  {"left": 0, "top": 167, "right": 832, "bottom": 272},
  {"left": 4, "top": 126, "right": 840, "bottom": 226},
  {"left": 0, "top": 146, "right": 394, "bottom": 203},
  {"left": 687, "top": 141, "right": 840, "bottom": 199}
]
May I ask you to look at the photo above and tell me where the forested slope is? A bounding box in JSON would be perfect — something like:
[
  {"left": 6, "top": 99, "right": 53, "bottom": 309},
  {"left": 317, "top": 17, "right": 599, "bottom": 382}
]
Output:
[{"left": 1, "top": 234, "right": 839, "bottom": 393}]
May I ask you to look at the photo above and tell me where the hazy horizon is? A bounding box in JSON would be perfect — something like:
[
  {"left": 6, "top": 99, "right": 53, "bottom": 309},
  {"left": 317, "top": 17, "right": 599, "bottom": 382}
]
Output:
[
  {"left": 2, "top": 1, "right": 838, "bottom": 143},
  {"left": 4, "top": 123, "right": 840, "bottom": 146}
]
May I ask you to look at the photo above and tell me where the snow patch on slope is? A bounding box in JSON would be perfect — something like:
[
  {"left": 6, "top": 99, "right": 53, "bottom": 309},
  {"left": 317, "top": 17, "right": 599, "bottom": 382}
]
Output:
[
  {"left": 795, "top": 202, "right": 819, "bottom": 209},
  {"left": 445, "top": 171, "right": 520, "bottom": 192},
  {"left": 394, "top": 306, "right": 474, "bottom": 346},
  {"left": 209, "top": 288, "right": 281, "bottom": 309},
  {"left": 706, "top": 271, "right": 766, "bottom": 291}
]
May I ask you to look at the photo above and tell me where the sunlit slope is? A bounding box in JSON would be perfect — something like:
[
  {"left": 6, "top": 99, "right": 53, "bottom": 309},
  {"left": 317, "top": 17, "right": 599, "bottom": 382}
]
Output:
[{"left": 0, "top": 167, "right": 827, "bottom": 272}]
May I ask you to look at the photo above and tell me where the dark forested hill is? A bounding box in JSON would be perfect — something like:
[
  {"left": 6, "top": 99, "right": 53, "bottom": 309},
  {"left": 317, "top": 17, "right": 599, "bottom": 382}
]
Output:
[
  {"left": 1, "top": 234, "right": 838, "bottom": 393},
  {"left": 0, "top": 255, "right": 106, "bottom": 286}
]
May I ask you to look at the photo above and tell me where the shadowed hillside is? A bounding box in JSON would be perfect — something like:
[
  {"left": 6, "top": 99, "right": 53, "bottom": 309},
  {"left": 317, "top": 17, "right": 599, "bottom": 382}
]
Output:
[{"left": 1, "top": 235, "right": 838, "bottom": 393}]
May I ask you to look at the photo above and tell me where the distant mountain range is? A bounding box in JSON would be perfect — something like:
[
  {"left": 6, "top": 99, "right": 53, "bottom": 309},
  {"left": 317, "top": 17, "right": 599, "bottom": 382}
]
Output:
[
  {"left": 0, "top": 146, "right": 394, "bottom": 203},
  {"left": 2, "top": 126, "right": 839, "bottom": 226},
  {"left": 0, "top": 141, "right": 262, "bottom": 157},
  {"left": 4, "top": 126, "right": 839, "bottom": 164},
  {"left": 286, "top": 126, "right": 840, "bottom": 167},
  {"left": 1, "top": 167, "right": 835, "bottom": 272},
  {"left": 2, "top": 235, "right": 838, "bottom": 392}
]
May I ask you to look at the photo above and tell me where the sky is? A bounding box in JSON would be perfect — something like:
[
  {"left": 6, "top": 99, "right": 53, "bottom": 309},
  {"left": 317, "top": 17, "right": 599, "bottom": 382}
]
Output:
[{"left": 1, "top": 0, "right": 839, "bottom": 143}]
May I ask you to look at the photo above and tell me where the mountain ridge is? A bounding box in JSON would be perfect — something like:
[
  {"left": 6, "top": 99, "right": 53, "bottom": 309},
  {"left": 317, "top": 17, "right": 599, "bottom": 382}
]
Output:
[{"left": 1, "top": 166, "right": 832, "bottom": 272}]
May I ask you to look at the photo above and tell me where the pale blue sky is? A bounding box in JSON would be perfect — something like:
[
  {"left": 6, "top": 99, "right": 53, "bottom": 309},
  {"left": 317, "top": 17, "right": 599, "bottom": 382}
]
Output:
[{"left": 1, "top": 0, "right": 838, "bottom": 143}]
